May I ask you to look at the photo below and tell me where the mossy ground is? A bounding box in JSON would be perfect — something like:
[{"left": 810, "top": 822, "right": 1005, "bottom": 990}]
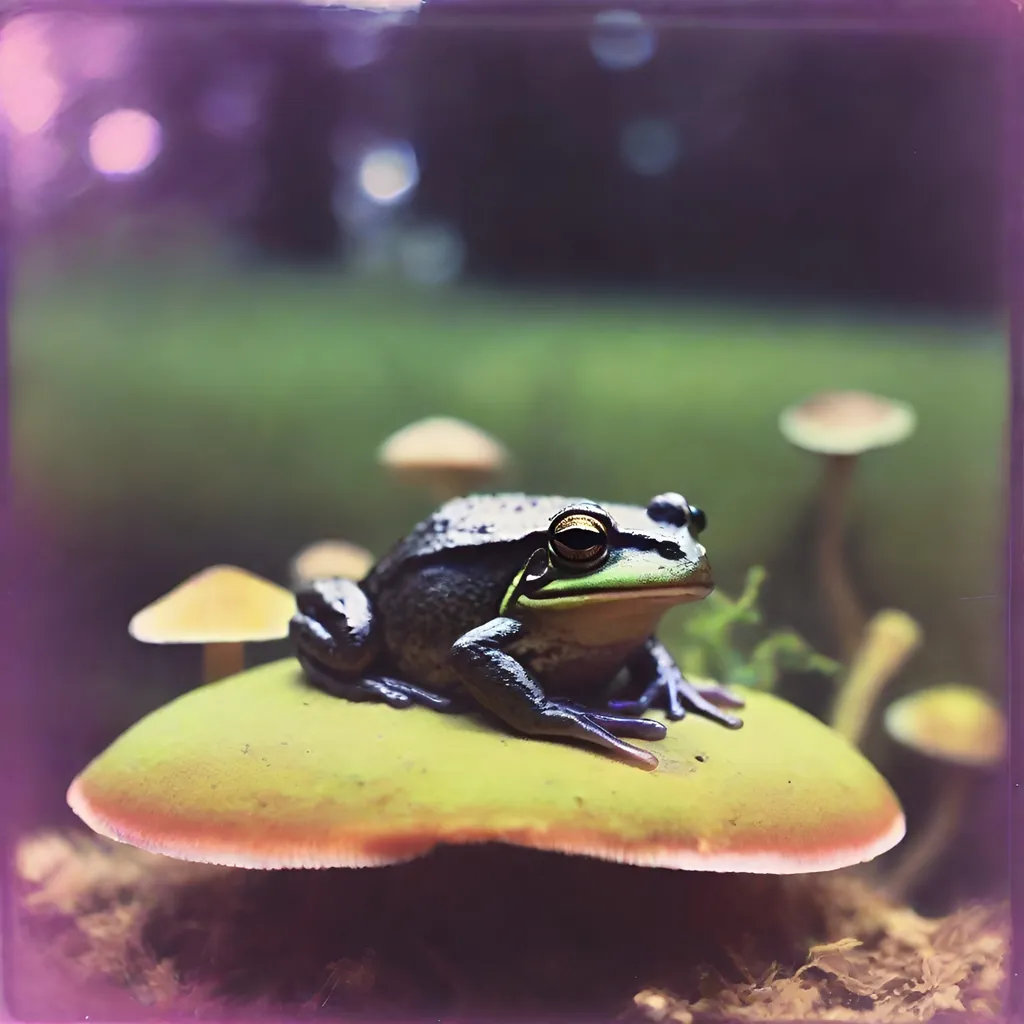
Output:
[{"left": 10, "top": 830, "right": 1008, "bottom": 1022}]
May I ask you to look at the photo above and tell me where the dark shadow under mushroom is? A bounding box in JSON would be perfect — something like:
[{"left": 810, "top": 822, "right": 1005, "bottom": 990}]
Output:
[{"left": 11, "top": 835, "right": 1009, "bottom": 1023}]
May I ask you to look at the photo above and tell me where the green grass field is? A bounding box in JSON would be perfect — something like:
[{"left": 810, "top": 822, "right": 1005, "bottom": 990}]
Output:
[{"left": 10, "top": 241, "right": 1007, "bottom": 697}]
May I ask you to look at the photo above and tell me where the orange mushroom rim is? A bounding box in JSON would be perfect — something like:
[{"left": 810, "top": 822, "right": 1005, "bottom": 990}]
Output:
[{"left": 61, "top": 660, "right": 908, "bottom": 880}]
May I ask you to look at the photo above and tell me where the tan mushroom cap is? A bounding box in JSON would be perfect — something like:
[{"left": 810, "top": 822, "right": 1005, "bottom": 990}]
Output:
[
  {"left": 129, "top": 565, "right": 297, "bottom": 645},
  {"left": 779, "top": 390, "right": 917, "bottom": 456},
  {"left": 290, "top": 541, "right": 375, "bottom": 586},
  {"left": 378, "top": 416, "right": 508, "bottom": 474},
  {"left": 68, "top": 659, "right": 905, "bottom": 874},
  {"left": 884, "top": 684, "right": 1006, "bottom": 769}
]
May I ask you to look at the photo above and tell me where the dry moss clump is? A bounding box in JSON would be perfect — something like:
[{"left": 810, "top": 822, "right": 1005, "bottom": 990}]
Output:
[
  {"left": 635, "top": 875, "right": 1006, "bottom": 1023},
  {"left": 10, "top": 830, "right": 1008, "bottom": 1022}
]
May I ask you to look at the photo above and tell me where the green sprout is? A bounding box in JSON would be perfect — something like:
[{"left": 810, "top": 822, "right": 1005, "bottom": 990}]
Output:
[{"left": 661, "top": 566, "right": 841, "bottom": 692}]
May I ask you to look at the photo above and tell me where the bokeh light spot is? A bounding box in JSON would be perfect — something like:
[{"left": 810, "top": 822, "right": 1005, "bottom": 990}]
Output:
[
  {"left": 398, "top": 223, "right": 465, "bottom": 286},
  {"left": 0, "top": 16, "right": 63, "bottom": 134},
  {"left": 357, "top": 142, "right": 419, "bottom": 205},
  {"left": 620, "top": 118, "right": 680, "bottom": 176},
  {"left": 589, "top": 10, "right": 656, "bottom": 71},
  {"left": 2, "top": 70, "right": 61, "bottom": 134},
  {"left": 88, "top": 108, "right": 162, "bottom": 178}
]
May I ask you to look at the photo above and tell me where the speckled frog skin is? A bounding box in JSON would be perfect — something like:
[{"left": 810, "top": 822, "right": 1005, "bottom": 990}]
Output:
[{"left": 290, "top": 492, "right": 744, "bottom": 770}]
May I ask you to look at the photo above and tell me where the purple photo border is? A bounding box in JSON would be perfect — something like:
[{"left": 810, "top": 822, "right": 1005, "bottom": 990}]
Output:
[
  {"left": 0, "top": 0, "right": 1019, "bottom": 1020},
  {"left": 1004, "top": 5, "right": 1023, "bottom": 1019}
]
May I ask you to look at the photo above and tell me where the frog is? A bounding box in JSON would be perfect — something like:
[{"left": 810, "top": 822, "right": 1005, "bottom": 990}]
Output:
[{"left": 289, "top": 492, "right": 744, "bottom": 770}]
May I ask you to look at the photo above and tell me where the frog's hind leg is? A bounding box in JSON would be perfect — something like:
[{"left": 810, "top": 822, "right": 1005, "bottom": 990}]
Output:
[
  {"left": 450, "top": 616, "right": 661, "bottom": 771},
  {"left": 295, "top": 650, "right": 456, "bottom": 711},
  {"left": 291, "top": 578, "right": 457, "bottom": 712},
  {"left": 608, "top": 638, "right": 744, "bottom": 728}
]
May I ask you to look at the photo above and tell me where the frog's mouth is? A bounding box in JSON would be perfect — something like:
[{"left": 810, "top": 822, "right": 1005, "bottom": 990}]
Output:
[
  {"left": 525, "top": 580, "right": 713, "bottom": 608},
  {"left": 558, "top": 582, "right": 713, "bottom": 603},
  {"left": 532, "top": 581, "right": 716, "bottom": 602}
]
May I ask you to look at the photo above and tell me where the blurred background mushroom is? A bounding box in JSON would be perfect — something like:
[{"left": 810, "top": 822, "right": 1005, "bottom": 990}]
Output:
[
  {"left": 288, "top": 539, "right": 375, "bottom": 590},
  {"left": 377, "top": 416, "right": 509, "bottom": 502},
  {"left": 881, "top": 683, "right": 1005, "bottom": 902},
  {"left": 129, "top": 565, "right": 297, "bottom": 684},
  {"left": 831, "top": 609, "right": 923, "bottom": 747},
  {"left": 779, "top": 390, "right": 917, "bottom": 661}
]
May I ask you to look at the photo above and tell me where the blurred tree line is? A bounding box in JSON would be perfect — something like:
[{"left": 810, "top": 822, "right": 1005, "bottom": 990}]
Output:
[{"left": 50, "top": 9, "right": 1005, "bottom": 313}]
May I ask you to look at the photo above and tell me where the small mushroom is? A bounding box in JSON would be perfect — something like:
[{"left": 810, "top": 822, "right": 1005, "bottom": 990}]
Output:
[
  {"left": 129, "top": 565, "right": 297, "bottom": 684},
  {"left": 882, "top": 684, "right": 1005, "bottom": 901},
  {"left": 289, "top": 540, "right": 375, "bottom": 589},
  {"left": 67, "top": 659, "right": 905, "bottom": 873},
  {"left": 831, "top": 609, "right": 923, "bottom": 747},
  {"left": 779, "top": 390, "right": 916, "bottom": 661},
  {"left": 378, "top": 416, "right": 509, "bottom": 501}
]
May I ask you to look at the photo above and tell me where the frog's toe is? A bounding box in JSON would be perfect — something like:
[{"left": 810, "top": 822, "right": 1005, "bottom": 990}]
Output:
[
  {"left": 664, "top": 683, "right": 688, "bottom": 720},
  {"left": 365, "top": 676, "right": 460, "bottom": 712},
  {"left": 693, "top": 679, "right": 746, "bottom": 709},
  {"left": 574, "top": 707, "right": 667, "bottom": 741},
  {"left": 351, "top": 678, "right": 415, "bottom": 709},
  {"left": 607, "top": 682, "right": 660, "bottom": 717},
  {"left": 671, "top": 680, "right": 744, "bottom": 729},
  {"left": 532, "top": 705, "right": 659, "bottom": 770}
]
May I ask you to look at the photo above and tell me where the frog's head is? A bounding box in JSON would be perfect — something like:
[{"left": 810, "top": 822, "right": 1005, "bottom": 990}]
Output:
[{"left": 501, "top": 493, "right": 713, "bottom": 616}]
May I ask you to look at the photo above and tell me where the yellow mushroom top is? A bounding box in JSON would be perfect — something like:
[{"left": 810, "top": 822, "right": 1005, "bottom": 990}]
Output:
[
  {"left": 129, "top": 565, "right": 297, "bottom": 645},
  {"left": 884, "top": 684, "right": 1006, "bottom": 768},
  {"left": 290, "top": 541, "right": 375, "bottom": 587},
  {"left": 779, "top": 390, "right": 916, "bottom": 456},
  {"left": 378, "top": 416, "right": 508, "bottom": 474},
  {"left": 69, "top": 659, "right": 905, "bottom": 874}
]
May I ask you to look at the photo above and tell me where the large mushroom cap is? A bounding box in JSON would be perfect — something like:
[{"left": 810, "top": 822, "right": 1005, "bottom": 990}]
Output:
[
  {"left": 884, "top": 684, "right": 1006, "bottom": 769},
  {"left": 129, "top": 565, "right": 296, "bottom": 645},
  {"left": 378, "top": 416, "right": 508, "bottom": 477},
  {"left": 779, "top": 390, "right": 917, "bottom": 456},
  {"left": 290, "top": 541, "right": 375, "bottom": 588},
  {"left": 68, "top": 660, "right": 904, "bottom": 874}
]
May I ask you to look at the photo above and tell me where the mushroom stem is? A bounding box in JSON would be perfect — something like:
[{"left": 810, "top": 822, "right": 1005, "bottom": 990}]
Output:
[
  {"left": 831, "top": 610, "right": 923, "bottom": 747},
  {"left": 203, "top": 642, "right": 245, "bottom": 684},
  {"left": 817, "top": 454, "right": 866, "bottom": 661},
  {"left": 884, "top": 769, "right": 969, "bottom": 903},
  {"left": 429, "top": 472, "right": 468, "bottom": 503}
]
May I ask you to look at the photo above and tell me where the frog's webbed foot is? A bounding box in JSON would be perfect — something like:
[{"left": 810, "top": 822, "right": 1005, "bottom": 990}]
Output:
[
  {"left": 608, "top": 639, "right": 744, "bottom": 729},
  {"left": 451, "top": 617, "right": 660, "bottom": 770},
  {"left": 291, "top": 578, "right": 460, "bottom": 713}
]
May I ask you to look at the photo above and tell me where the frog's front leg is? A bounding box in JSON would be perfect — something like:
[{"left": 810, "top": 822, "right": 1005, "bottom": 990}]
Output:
[
  {"left": 450, "top": 617, "right": 664, "bottom": 770},
  {"left": 290, "top": 579, "right": 454, "bottom": 711},
  {"left": 608, "top": 638, "right": 745, "bottom": 728}
]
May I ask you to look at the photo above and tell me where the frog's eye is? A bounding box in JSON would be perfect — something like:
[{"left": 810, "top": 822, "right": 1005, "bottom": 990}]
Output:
[
  {"left": 689, "top": 505, "right": 707, "bottom": 536},
  {"left": 550, "top": 513, "right": 609, "bottom": 570},
  {"left": 647, "top": 492, "right": 707, "bottom": 536}
]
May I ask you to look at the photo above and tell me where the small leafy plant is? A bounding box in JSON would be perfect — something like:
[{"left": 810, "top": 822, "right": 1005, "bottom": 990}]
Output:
[{"left": 661, "top": 565, "right": 841, "bottom": 691}]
